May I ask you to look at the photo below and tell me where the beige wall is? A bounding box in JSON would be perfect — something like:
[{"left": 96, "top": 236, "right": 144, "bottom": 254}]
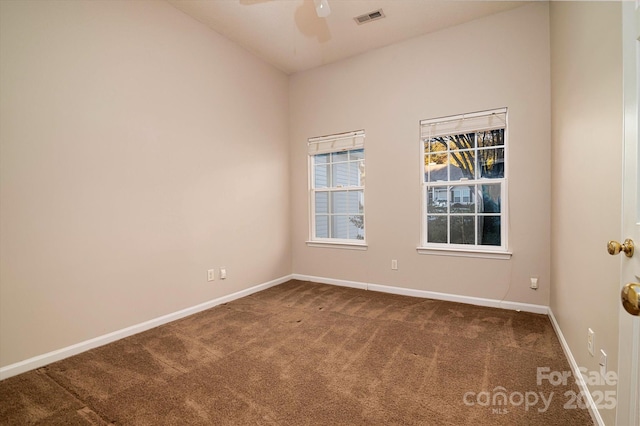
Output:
[
  {"left": 550, "top": 2, "right": 623, "bottom": 425},
  {"left": 0, "top": 0, "right": 290, "bottom": 367},
  {"left": 290, "top": 3, "right": 551, "bottom": 305}
]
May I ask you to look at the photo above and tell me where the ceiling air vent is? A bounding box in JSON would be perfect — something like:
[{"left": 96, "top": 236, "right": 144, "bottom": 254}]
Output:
[{"left": 354, "top": 9, "right": 385, "bottom": 25}]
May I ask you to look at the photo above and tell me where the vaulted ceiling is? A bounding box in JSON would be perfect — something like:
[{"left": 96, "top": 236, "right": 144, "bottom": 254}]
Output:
[{"left": 167, "top": 0, "right": 531, "bottom": 74}]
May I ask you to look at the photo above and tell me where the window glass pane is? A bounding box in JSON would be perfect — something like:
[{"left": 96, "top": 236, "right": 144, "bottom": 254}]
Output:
[
  {"left": 477, "top": 129, "right": 504, "bottom": 148},
  {"left": 314, "top": 164, "right": 329, "bottom": 188},
  {"left": 449, "top": 150, "right": 475, "bottom": 180},
  {"left": 348, "top": 162, "right": 361, "bottom": 186},
  {"left": 331, "top": 215, "right": 349, "bottom": 239},
  {"left": 450, "top": 216, "right": 475, "bottom": 245},
  {"left": 314, "top": 153, "right": 329, "bottom": 164},
  {"left": 478, "top": 148, "right": 504, "bottom": 179},
  {"left": 426, "top": 139, "right": 448, "bottom": 154},
  {"left": 450, "top": 185, "right": 475, "bottom": 213},
  {"left": 332, "top": 162, "right": 349, "bottom": 187},
  {"left": 425, "top": 155, "right": 448, "bottom": 182},
  {"left": 331, "top": 191, "right": 348, "bottom": 213},
  {"left": 349, "top": 215, "right": 365, "bottom": 240},
  {"left": 357, "top": 160, "right": 365, "bottom": 186},
  {"left": 446, "top": 133, "right": 475, "bottom": 150},
  {"left": 480, "top": 184, "right": 501, "bottom": 213},
  {"left": 316, "top": 215, "right": 329, "bottom": 238},
  {"left": 425, "top": 153, "right": 447, "bottom": 168},
  {"left": 348, "top": 191, "right": 363, "bottom": 214},
  {"left": 332, "top": 151, "right": 348, "bottom": 163},
  {"left": 427, "top": 216, "right": 447, "bottom": 243},
  {"left": 350, "top": 149, "right": 364, "bottom": 160},
  {"left": 479, "top": 215, "right": 501, "bottom": 246},
  {"left": 425, "top": 140, "right": 448, "bottom": 183},
  {"left": 315, "top": 192, "right": 328, "bottom": 214},
  {"left": 427, "top": 186, "right": 448, "bottom": 213}
]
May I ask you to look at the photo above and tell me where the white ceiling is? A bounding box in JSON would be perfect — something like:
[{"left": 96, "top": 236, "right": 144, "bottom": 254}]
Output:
[{"left": 167, "top": 0, "right": 531, "bottom": 75}]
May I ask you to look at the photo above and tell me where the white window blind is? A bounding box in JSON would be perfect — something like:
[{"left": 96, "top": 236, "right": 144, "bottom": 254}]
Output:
[
  {"left": 308, "top": 130, "right": 365, "bottom": 155},
  {"left": 420, "top": 108, "right": 507, "bottom": 139}
]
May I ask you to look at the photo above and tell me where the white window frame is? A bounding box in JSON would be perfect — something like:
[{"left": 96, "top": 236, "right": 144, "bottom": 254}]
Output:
[
  {"left": 307, "top": 130, "right": 367, "bottom": 250},
  {"left": 418, "top": 108, "right": 511, "bottom": 260}
]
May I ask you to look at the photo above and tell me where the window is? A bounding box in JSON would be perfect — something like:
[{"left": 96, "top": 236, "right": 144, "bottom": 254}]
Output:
[
  {"left": 419, "top": 108, "right": 509, "bottom": 257},
  {"left": 308, "top": 130, "right": 365, "bottom": 247}
]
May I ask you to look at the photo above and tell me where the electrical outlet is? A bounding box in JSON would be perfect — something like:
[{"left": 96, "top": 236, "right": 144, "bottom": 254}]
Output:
[
  {"left": 587, "top": 328, "right": 595, "bottom": 356},
  {"left": 220, "top": 267, "right": 227, "bottom": 280},
  {"left": 599, "top": 350, "right": 607, "bottom": 377},
  {"left": 391, "top": 259, "right": 398, "bottom": 270},
  {"left": 530, "top": 277, "right": 538, "bottom": 290},
  {"left": 207, "top": 269, "right": 215, "bottom": 282}
]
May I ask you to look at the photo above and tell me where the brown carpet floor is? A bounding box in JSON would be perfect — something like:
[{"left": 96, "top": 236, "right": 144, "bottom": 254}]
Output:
[{"left": 0, "top": 279, "right": 593, "bottom": 425}]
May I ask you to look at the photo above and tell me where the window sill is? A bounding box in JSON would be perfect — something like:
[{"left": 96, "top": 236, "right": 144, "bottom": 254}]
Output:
[
  {"left": 306, "top": 241, "right": 368, "bottom": 251},
  {"left": 416, "top": 247, "right": 512, "bottom": 260}
]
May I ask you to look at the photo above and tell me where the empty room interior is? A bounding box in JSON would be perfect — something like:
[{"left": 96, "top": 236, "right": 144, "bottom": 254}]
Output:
[{"left": 0, "top": 0, "right": 633, "bottom": 425}]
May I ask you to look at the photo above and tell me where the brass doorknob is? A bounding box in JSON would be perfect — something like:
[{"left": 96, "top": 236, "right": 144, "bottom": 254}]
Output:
[
  {"left": 607, "top": 239, "right": 635, "bottom": 257},
  {"left": 622, "top": 283, "right": 640, "bottom": 316}
]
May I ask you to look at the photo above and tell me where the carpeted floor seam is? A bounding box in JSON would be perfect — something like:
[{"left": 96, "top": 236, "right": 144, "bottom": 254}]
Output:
[{"left": 40, "top": 367, "right": 114, "bottom": 425}]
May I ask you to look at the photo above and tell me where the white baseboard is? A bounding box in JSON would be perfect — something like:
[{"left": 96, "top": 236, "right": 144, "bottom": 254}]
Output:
[
  {"left": 548, "top": 308, "right": 604, "bottom": 426},
  {"left": 292, "top": 274, "right": 548, "bottom": 314},
  {"left": 0, "top": 274, "right": 293, "bottom": 381},
  {"left": 291, "top": 274, "right": 368, "bottom": 291}
]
